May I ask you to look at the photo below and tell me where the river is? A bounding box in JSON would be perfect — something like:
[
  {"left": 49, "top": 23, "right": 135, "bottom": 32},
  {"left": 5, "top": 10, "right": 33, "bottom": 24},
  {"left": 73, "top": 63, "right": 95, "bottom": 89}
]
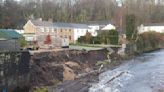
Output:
[{"left": 89, "top": 49, "right": 164, "bottom": 92}]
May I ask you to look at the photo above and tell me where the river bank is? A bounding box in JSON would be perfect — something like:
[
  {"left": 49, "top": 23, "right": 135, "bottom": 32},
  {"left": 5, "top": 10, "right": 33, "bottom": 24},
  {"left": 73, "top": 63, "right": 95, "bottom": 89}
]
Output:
[
  {"left": 46, "top": 47, "right": 163, "bottom": 92},
  {"left": 29, "top": 49, "right": 109, "bottom": 92},
  {"left": 89, "top": 49, "right": 164, "bottom": 92},
  {"left": 7, "top": 44, "right": 162, "bottom": 92}
]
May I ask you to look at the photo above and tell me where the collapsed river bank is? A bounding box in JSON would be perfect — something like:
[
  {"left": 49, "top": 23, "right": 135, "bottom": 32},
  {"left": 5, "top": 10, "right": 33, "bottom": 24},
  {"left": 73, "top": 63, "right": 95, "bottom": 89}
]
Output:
[{"left": 0, "top": 46, "right": 162, "bottom": 92}]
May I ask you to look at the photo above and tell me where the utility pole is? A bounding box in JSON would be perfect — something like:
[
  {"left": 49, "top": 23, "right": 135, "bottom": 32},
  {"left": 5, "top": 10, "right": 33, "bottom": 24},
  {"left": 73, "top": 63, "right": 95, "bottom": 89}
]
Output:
[
  {"left": 115, "top": 0, "right": 124, "bottom": 33},
  {"left": 115, "top": 0, "right": 126, "bottom": 55}
]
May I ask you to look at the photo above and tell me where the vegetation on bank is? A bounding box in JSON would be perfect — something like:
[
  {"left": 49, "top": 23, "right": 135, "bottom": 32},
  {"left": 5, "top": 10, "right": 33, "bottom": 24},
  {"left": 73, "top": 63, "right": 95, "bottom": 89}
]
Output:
[
  {"left": 33, "top": 87, "right": 48, "bottom": 92},
  {"left": 18, "top": 37, "right": 27, "bottom": 47},
  {"left": 135, "top": 32, "right": 164, "bottom": 53},
  {"left": 124, "top": 14, "right": 164, "bottom": 54},
  {"left": 78, "top": 30, "right": 119, "bottom": 45},
  {"left": 125, "top": 14, "right": 137, "bottom": 41}
]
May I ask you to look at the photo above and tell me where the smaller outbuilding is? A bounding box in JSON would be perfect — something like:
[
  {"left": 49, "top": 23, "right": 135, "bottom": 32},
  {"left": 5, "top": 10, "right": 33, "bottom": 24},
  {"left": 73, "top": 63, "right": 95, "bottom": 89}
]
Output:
[
  {"left": 86, "top": 20, "right": 116, "bottom": 35},
  {"left": 0, "top": 29, "right": 22, "bottom": 51},
  {"left": 101, "top": 24, "right": 116, "bottom": 31},
  {"left": 138, "top": 23, "right": 164, "bottom": 34}
]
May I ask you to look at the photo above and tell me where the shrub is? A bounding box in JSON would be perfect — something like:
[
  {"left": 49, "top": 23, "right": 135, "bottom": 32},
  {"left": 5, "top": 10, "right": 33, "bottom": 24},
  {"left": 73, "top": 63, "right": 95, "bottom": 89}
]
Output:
[
  {"left": 33, "top": 87, "right": 48, "bottom": 92},
  {"left": 136, "top": 32, "right": 162, "bottom": 52},
  {"left": 77, "top": 30, "right": 119, "bottom": 45},
  {"left": 78, "top": 32, "right": 93, "bottom": 44},
  {"left": 18, "top": 37, "right": 27, "bottom": 47},
  {"left": 125, "top": 14, "right": 137, "bottom": 41},
  {"left": 98, "top": 29, "right": 119, "bottom": 45}
]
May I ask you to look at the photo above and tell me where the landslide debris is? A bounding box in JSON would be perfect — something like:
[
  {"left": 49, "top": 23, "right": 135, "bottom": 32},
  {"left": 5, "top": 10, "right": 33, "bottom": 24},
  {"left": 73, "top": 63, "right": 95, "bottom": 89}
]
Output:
[{"left": 29, "top": 49, "right": 108, "bottom": 88}]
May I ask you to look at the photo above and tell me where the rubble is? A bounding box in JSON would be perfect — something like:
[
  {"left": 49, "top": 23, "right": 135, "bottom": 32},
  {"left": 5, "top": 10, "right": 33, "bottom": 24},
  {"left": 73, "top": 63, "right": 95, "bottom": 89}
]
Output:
[{"left": 29, "top": 49, "right": 108, "bottom": 89}]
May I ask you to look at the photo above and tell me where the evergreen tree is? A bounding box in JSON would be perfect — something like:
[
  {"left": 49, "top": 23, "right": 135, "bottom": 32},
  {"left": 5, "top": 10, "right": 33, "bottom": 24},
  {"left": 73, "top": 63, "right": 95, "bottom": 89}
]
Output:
[{"left": 125, "top": 14, "right": 136, "bottom": 41}]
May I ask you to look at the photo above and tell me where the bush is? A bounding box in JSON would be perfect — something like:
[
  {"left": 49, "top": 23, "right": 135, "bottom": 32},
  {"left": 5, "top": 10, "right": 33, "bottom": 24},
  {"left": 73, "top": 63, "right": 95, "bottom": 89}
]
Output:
[
  {"left": 98, "top": 29, "right": 119, "bottom": 45},
  {"left": 96, "top": 60, "right": 110, "bottom": 66},
  {"left": 18, "top": 37, "right": 27, "bottom": 47},
  {"left": 108, "top": 29, "right": 119, "bottom": 45},
  {"left": 33, "top": 87, "right": 48, "bottom": 92},
  {"left": 77, "top": 30, "right": 119, "bottom": 45},
  {"left": 78, "top": 32, "right": 93, "bottom": 44},
  {"left": 125, "top": 14, "right": 137, "bottom": 41},
  {"left": 136, "top": 32, "right": 162, "bottom": 52}
]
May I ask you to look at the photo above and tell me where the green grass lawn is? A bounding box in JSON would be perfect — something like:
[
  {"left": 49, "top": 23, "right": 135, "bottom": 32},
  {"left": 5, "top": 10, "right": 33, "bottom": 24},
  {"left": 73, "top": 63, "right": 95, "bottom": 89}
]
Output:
[
  {"left": 69, "top": 45, "right": 103, "bottom": 51},
  {"left": 69, "top": 44, "right": 121, "bottom": 51}
]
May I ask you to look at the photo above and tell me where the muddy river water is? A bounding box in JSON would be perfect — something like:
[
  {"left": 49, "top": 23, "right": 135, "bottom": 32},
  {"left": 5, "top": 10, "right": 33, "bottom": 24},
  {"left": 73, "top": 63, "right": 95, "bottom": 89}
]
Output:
[{"left": 89, "top": 49, "right": 164, "bottom": 92}]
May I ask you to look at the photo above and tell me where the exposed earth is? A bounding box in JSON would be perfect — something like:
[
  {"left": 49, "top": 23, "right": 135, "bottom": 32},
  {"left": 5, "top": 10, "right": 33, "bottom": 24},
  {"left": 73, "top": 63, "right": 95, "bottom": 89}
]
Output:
[{"left": 89, "top": 49, "right": 164, "bottom": 92}]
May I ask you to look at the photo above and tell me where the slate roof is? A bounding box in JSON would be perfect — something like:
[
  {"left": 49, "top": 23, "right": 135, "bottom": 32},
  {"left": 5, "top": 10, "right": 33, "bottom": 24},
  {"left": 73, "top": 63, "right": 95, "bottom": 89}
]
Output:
[
  {"left": 30, "top": 20, "right": 54, "bottom": 27},
  {"left": 0, "top": 29, "right": 22, "bottom": 40},
  {"left": 86, "top": 20, "right": 113, "bottom": 26},
  {"left": 53, "top": 22, "right": 72, "bottom": 28},
  {"left": 54, "top": 22, "right": 90, "bottom": 29},
  {"left": 30, "top": 20, "right": 91, "bottom": 29},
  {"left": 144, "top": 23, "right": 164, "bottom": 26},
  {"left": 71, "top": 23, "right": 91, "bottom": 29}
]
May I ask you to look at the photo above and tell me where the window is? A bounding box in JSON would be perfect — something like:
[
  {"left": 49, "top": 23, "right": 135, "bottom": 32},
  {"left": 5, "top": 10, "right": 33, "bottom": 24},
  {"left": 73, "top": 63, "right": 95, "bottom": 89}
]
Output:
[
  {"left": 40, "top": 28, "right": 44, "bottom": 32},
  {"left": 51, "top": 28, "right": 54, "bottom": 32},
  {"left": 69, "top": 36, "right": 71, "bottom": 40},
  {"left": 78, "top": 30, "right": 80, "bottom": 33},
  {"left": 65, "top": 35, "right": 67, "bottom": 38},
  {"left": 69, "top": 29, "right": 71, "bottom": 32},
  {"left": 60, "top": 36, "right": 63, "bottom": 38}
]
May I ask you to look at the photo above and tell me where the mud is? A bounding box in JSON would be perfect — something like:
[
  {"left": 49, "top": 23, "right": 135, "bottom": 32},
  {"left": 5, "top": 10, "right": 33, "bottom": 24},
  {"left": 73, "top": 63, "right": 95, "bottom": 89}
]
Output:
[{"left": 29, "top": 49, "right": 108, "bottom": 89}]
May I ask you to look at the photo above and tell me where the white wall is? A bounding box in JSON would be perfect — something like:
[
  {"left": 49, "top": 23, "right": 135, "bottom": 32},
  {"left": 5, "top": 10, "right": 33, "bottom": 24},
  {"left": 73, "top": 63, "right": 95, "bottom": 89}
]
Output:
[
  {"left": 74, "top": 28, "right": 88, "bottom": 41},
  {"left": 88, "top": 25, "right": 99, "bottom": 36},
  {"left": 24, "top": 36, "right": 34, "bottom": 41},
  {"left": 138, "top": 25, "right": 164, "bottom": 34},
  {"left": 88, "top": 24, "right": 116, "bottom": 36},
  {"left": 15, "top": 30, "right": 24, "bottom": 34},
  {"left": 101, "top": 24, "right": 116, "bottom": 30}
]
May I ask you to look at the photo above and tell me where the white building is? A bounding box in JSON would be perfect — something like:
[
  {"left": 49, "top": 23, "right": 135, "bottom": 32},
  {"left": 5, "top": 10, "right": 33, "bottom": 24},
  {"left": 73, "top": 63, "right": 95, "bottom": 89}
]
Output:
[
  {"left": 88, "top": 25, "right": 99, "bottom": 36},
  {"left": 101, "top": 24, "right": 116, "bottom": 31},
  {"left": 73, "top": 25, "right": 91, "bottom": 41},
  {"left": 54, "top": 22, "right": 91, "bottom": 43},
  {"left": 87, "top": 21, "right": 116, "bottom": 35},
  {"left": 138, "top": 23, "right": 164, "bottom": 34},
  {"left": 23, "top": 19, "right": 116, "bottom": 45},
  {"left": 15, "top": 29, "right": 24, "bottom": 34}
]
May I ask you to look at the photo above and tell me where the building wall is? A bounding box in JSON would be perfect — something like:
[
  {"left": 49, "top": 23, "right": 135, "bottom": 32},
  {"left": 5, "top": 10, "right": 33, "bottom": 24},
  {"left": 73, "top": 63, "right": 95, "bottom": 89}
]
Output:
[
  {"left": 15, "top": 30, "right": 24, "bottom": 34},
  {"left": 57, "top": 28, "right": 74, "bottom": 43},
  {"left": 101, "top": 24, "right": 116, "bottom": 31},
  {"left": 88, "top": 25, "right": 99, "bottom": 36},
  {"left": 35, "top": 27, "right": 57, "bottom": 38},
  {"left": 138, "top": 25, "right": 164, "bottom": 34},
  {"left": 24, "top": 20, "right": 36, "bottom": 34},
  {"left": 23, "top": 20, "right": 37, "bottom": 41},
  {"left": 24, "top": 20, "right": 58, "bottom": 42},
  {"left": 74, "top": 28, "right": 88, "bottom": 42}
]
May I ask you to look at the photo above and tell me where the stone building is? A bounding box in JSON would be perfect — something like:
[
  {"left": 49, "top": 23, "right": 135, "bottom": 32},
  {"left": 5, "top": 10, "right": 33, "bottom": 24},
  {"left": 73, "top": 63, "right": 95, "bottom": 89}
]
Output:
[{"left": 23, "top": 19, "right": 91, "bottom": 48}]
